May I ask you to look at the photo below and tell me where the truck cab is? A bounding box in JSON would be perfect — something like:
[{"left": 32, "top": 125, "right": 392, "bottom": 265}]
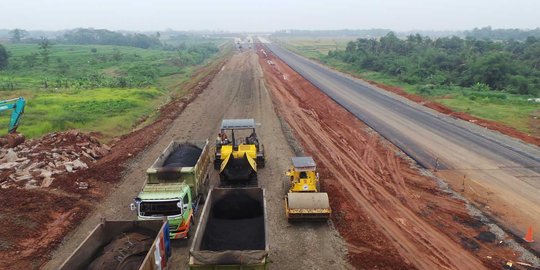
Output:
[
  {"left": 132, "top": 140, "right": 210, "bottom": 239},
  {"left": 134, "top": 182, "right": 194, "bottom": 239}
]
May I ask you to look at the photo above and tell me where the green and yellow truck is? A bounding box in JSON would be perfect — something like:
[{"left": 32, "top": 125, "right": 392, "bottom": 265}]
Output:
[{"left": 132, "top": 140, "right": 211, "bottom": 239}]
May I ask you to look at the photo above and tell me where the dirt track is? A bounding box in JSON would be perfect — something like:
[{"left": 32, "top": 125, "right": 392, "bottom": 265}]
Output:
[
  {"left": 45, "top": 50, "right": 350, "bottom": 269},
  {"left": 264, "top": 42, "right": 540, "bottom": 256},
  {"left": 258, "top": 44, "right": 530, "bottom": 269},
  {"left": 27, "top": 44, "right": 537, "bottom": 270}
]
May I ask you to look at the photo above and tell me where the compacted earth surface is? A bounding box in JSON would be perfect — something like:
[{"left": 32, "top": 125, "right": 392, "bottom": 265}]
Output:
[
  {"left": 257, "top": 43, "right": 538, "bottom": 269},
  {"left": 3, "top": 44, "right": 538, "bottom": 270},
  {"left": 44, "top": 49, "right": 350, "bottom": 270}
]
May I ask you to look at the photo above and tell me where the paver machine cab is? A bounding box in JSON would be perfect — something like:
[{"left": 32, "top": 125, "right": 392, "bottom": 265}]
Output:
[
  {"left": 284, "top": 157, "right": 331, "bottom": 221},
  {"left": 214, "top": 119, "right": 265, "bottom": 186}
]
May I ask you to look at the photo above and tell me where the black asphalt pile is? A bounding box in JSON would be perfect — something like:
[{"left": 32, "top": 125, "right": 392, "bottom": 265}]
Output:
[
  {"left": 201, "top": 193, "right": 265, "bottom": 251},
  {"left": 222, "top": 155, "right": 254, "bottom": 182},
  {"left": 163, "top": 144, "right": 202, "bottom": 168},
  {"left": 0, "top": 130, "right": 110, "bottom": 189}
]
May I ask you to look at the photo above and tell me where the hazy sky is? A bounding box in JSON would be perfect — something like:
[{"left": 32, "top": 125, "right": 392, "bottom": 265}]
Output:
[{"left": 1, "top": 0, "right": 538, "bottom": 32}]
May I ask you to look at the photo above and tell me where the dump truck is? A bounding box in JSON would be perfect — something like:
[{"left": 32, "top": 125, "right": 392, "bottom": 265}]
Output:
[
  {"left": 132, "top": 140, "right": 211, "bottom": 239},
  {"left": 189, "top": 187, "right": 268, "bottom": 269},
  {"left": 284, "top": 157, "right": 331, "bottom": 221},
  {"left": 60, "top": 219, "right": 171, "bottom": 270},
  {"left": 214, "top": 119, "right": 265, "bottom": 186}
]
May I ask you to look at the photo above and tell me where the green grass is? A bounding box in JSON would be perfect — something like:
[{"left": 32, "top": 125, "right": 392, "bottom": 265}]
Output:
[
  {"left": 0, "top": 87, "right": 163, "bottom": 138},
  {"left": 278, "top": 38, "right": 540, "bottom": 134},
  {"left": 2, "top": 44, "right": 181, "bottom": 81},
  {"left": 274, "top": 38, "right": 351, "bottom": 59},
  {"left": 0, "top": 42, "right": 226, "bottom": 139}
]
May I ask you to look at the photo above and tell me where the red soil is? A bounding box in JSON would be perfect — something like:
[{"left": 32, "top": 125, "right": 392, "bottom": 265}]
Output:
[
  {"left": 0, "top": 56, "right": 228, "bottom": 269},
  {"left": 258, "top": 44, "right": 521, "bottom": 269}
]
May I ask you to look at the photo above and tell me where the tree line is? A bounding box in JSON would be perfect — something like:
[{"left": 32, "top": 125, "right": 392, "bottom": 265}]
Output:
[
  {"left": 465, "top": 26, "right": 540, "bottom": 41},
  {"left": 61, "top": 28, "right": 161, "bottom": 49},
  {"left": 327, "top": 32, "right": 540, "bottom": 95}
]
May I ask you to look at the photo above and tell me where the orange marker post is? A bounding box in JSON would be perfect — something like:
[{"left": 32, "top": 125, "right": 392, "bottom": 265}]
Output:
[{"left": 524, "top": 226, "right": 535, "bottom": 243}]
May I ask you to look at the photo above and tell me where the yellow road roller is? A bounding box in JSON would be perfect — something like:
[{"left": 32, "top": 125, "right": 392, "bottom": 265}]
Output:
[{"left": 284, "top": 157, "right": 331, "bottom": 221}]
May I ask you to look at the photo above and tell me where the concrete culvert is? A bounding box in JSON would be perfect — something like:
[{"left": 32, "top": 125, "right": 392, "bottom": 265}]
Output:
[{"left": 163, "top": 144, "right": 202, "bottom": 168}]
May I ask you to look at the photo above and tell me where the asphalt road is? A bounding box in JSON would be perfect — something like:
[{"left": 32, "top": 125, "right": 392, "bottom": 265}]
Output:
[{"left": 264, "top": 41, "right": 540, "bottom": 238}]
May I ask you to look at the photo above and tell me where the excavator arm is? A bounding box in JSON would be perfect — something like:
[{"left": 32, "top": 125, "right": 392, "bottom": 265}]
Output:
[{"left": 0, "top": 97, "right": 25, "bottom": 133}]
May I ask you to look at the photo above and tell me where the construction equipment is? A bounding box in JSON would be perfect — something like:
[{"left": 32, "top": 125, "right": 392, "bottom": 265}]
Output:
[
  {"left": 214, "top": 119, "right": 265, "bottom": 186},
  {"left": 189, "top": 187, "right": 268, "bottom": 270},
  {"left": 0, "top": 97, "right": 25, "bottom": 134},
  {"left": 284, "top": 157, "right": 331, "bottom": 221},
  {"left": 132, "top": 140, "right": 211, "bottom": 239},
  {"left": 60, "top": 219, "right": 171, "bottom": 270}
]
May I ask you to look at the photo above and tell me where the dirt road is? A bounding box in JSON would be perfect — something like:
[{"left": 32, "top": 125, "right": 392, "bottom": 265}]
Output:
[
  {"left": 264, "top": 42, "right": 540, "bottom": 248},
  {"left": 258, "top": 44, "right": 533, "bottom": 269},
  {"left": 45, "top": 50, "right": 350, "bottom": 269}
]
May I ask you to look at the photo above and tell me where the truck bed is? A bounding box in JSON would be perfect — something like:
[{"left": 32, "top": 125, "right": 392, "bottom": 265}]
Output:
[
  {"left": 60, "top": 220, "right": 170, "bottom": 270},
  {"left": 190, "top": 187, "right": 268, "bottom": 268},
  {"left": 146, "top": 140, "right": 209, "bottom": 184},
  {"left": 163, "top": 143, "right": 202, "bottom": 168}
]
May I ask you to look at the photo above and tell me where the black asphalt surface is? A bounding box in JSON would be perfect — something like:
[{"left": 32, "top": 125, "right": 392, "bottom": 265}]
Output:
[{"left": 264, "top": 43, "right": 540, "bottom": 174}]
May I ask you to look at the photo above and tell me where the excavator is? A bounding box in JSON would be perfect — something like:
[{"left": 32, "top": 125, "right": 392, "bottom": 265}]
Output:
[
  {"left": 0, "top": 97, "right": 26, "bottom": 147},
  {"left": 214, "top": 119, "right": 265, "bottom": 186},
  {"left": 284, "top": 157, "right": 331, "bottom": 221}
]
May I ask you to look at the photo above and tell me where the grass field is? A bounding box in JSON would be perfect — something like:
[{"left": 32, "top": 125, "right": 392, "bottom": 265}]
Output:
[
  {"left": 277, "top": 38, "right": 540, "bottom": 135},
  {"left": 0, "top": 41, "right": 227, "bottom": 139},
  {"left": 274, "top": 37, "right": 351, "bottom": 59}
]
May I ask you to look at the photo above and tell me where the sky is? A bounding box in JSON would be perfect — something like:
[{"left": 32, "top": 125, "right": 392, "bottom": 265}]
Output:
[{"left": 0, "top": 0, "right": 538, "bottom": 32}]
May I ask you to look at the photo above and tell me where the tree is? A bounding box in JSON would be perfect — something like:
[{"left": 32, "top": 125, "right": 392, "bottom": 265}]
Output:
[
  {"left": 112, "top": 48, "right": 122, "bottom": 61},
  {"left": 9, "top": 29, "right": 27, "bottom": 43},
  {"left": 0, "top": 44, "right": 9, "bottom": 70},
  {"left": 38, "top": 37, "right": 52, "bottom": 64},
  {"left": 22, "top": 53, "right": 38, "bottom": 67},
  {"left": 466, "top": 52, "right": 514, "bottom": 90},
  {"left": 345, "top": 41, "right": 356, "bottom": 53}
]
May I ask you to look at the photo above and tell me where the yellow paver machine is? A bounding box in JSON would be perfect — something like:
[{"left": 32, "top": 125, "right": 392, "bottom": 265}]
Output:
[
  {"left": 284, "top": 157, "right": 331, "bottom": 221},
  {"left": 214, "top": 119, "right": 265, "bottom": 186}
]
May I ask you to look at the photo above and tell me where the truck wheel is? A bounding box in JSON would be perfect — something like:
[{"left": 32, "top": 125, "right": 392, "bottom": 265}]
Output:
[
  {"left": 198, "top": 193, "right": 206, "bottom": 204},
  {"left": 186, "top": 217, "right": 195, "bottom": 239},
  {"left": 257, "top": 157, "right": 265, "bottom": 168}
]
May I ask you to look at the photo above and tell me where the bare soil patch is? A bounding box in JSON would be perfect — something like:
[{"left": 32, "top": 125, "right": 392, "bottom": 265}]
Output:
[
  {"left": 259, "top": 44, "right": 522, "bottom": 269},
  {"left": 0, "top": 55, "right": 227, "bottom": 269}
]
